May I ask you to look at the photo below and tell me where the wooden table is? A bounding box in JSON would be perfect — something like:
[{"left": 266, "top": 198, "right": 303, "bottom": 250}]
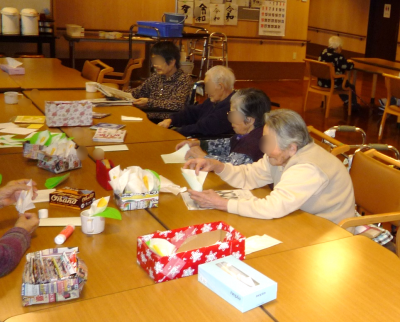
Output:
[
  {"left": 0, "top": 153, "right": 166, "bottom": 321},
  {"left": 254, "top": 236, "right": 400, "bottom": 321},
  {"left": 86, "top": 140, "right": 352, "bottom": 259},
  {"left": 0, "top": 58, "right": 88, "bottom": 90},
  {"left": 351, "top": 57, "right": 400, "bottom": 104},
  {"left": 24, "top": 90, "right": 185, "bottom": 146},
  {"left": 0, "top": 70, "right": 20, "bottom": 92}
]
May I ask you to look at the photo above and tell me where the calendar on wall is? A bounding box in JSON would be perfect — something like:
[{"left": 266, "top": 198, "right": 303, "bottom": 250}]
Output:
[{"left": 258, "top": 0, "right": 287, "bottom": 37}]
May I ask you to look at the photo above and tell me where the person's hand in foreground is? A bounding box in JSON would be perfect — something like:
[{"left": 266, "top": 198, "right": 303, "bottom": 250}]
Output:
[
  {"left": 183, "top": 158, "right": 225, "bottom": 175},
  {"left": 158, "top": 119, "right": 172, "bottom": 128},
  {"left": 185, "top": 146, "right": 207, "bottom": 160},
  {"left": 132, "top": 98, "right": 149, "bottom": 107},
  {"left": 14, "top": 213, "right": 39, "bottom": 234},
  {"left": 0, "top": 179, "right": 38, "bottom": 208},
  {"left": 188, "top": 189, "right": 228, "bottom": 211},
  {"left": 175, "top": 139, "right": 200, "bottom": 150}
]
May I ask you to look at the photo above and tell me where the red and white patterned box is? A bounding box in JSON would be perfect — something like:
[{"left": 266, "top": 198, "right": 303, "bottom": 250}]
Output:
[
  {"left": 137, "top": 221, "right": 245, "bottom": 283},
  {"left": 45, "top": 100, "right": 93, "bottom": 127}
]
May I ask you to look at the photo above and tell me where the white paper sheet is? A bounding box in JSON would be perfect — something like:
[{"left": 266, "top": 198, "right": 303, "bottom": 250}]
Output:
[
  {"left": 95, "top": 145, "right": 129, "bottom": 152},
  {"left": 181, "top": 168, "right": 208, "bottom": 192},
  {"left": 15, "top": 180, "right": 35, "bottom": 214},
  {"left": 159, "top": 175, "right": 187, "bottom": 195},
  {"left": 121, "top": 115, "right": 143, "bottom": 121},
  {"left": 0, "top": 128, "right": 37, "bottom": 135},
  {"left": 6, "top": 57, "right": 23, "bottom": 68},
  {"left": 161, "top": 144, "right": 190, "bottom": 163},
  {"left": 245, "top": 234, "right": 282, "bottom": 255},
  {"left": 0, "top": 123, "right": 19, "bottom": 129},
  {"left": 33, "top": 189, "right": 56, "bottom": 203},
  {"left": 39, "top": 217, "right": 81, "bottom": 227}
]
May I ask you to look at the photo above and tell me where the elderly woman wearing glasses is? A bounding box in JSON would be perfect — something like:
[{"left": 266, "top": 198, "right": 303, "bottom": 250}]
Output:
[
  {"left": 175, "top": 88, "right": 271, "bottom": 165},
  {"left": 184, "top": 109, "right": 355, "bottom": 228}
]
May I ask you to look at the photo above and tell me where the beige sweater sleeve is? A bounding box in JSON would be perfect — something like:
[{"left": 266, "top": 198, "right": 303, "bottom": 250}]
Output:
[{"left": 219, "top": 159, "right": 328, "bottom": 219}]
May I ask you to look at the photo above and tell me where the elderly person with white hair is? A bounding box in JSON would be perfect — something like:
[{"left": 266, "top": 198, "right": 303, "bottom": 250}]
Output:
[
  {"left": 184, "top": 109, "right": 356, "bottom": 229},
  {"left": 158, "top": 65, "right": 236, "bottom": 137},
  {"left": 318, "top": 36, "right": 359, "bottom": 110}
]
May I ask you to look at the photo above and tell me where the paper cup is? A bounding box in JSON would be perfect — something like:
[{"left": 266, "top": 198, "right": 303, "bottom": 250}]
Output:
[
  {"left": 86, "top": 82, "right": 98, "bottom": 93},
  {"left": 4, "top": 91, "right": 22, "bottom": 104},
  {"left": 80, "top": 209, "right": 105, "bottom": 234}
]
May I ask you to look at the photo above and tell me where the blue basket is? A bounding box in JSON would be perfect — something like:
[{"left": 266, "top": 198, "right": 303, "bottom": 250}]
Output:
[{"left": 137, "top": 21, "right": 183, "bottom": 38}]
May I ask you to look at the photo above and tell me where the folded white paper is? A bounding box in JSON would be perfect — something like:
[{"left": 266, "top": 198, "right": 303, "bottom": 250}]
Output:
[
  {"left": 0, "top": 128, "right": 37, "bottom": 135},
  {"left": 161, "top": 144, "right": 190, "bottom": 164},
  {"left": 15, "top": 179, "right": 35, "bottom": 214},
  {"left": 245, "top": 234, "right": 282, "bottom": 255},
  {"left": 33, "top": 189, "right": 56, "bottom": 203},
  {"left": 159, "top": 175, "right": 187, "bottom": 195},
  {"left": 181, "top": 168, "right": 208, "bottom": 192},
  {"left": 6, "top": 57, "right": 23, "bottom": 68},
  {"left": 87, "top": 196, "right": 110, "bottom": 216},
  {"left": 121, "top": 115, "right": 143, "bottom": 121},
  {"left": 39, "top": 217, "right": 81, "bottom": 227},
  {"left": 95, "top": 144, "right": 129, "bottom": 152},
  {"left": 0, "top": 123, "right": 19, "bottom": 129}
]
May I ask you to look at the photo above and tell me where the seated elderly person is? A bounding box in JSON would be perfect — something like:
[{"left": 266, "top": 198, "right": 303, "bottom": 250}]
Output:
[
  {"left": 126, "top": 41, "right": 192, "bottom": 122},
  {"left": 158, "top": 66, "right": 236, "bottom": 137},
  {"left": 318, "top": 36, "right": 359, "bottom": 111},
  {"left": 175, "top": 88, "right": 271, "bottom": 165},
  {"left": 0, "top": 179, "right": 39, "bottom": 277},
  {"left": 184, "top": 109, "right": 355, "bottom": 228}
]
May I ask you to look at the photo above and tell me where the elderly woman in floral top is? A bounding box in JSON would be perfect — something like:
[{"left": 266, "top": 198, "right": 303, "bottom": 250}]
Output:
[
  {"left": 175, "top": 88, "right": 271, "bottom": 165},
  {"left": 126, "top": 41, "right": 192, "bottom": 122}
]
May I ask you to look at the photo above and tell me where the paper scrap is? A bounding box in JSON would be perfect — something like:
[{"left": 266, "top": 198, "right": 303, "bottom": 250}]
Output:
[
  {"left": 14, "top": 116, "right": 45, "bottom": 124},
  {"left": 0, "top": 128, "right": 37, "bottom": 135},
  {"left": 39, "top": 217, "right": 81, "bottom": 227},
  {"left": 181, "top": 168, "right": 207, "bottom": 192},
  {"left": 27, "top": 124, "right": 44, "bottom": 129},
  {"left": 121, "top": 115, "right": 143, "bottom": 121},
  {"left": 6, "top": 57, "right": 23, "bottom": 68},
  {"left": 95, "top": 145, "right": 129, "bottom": 152},
  {"left": 245, "top": 234, "right": 282, "bottom": 255},
  {"left": 33, "top": 189, "right": 56, "bottom": 203},
  {"left": 93, "top": 207, "right": 122, "bottom": 220},
  {"left": 45, "top": 173, "right": 70, "bottom": 189},
  {"left": 161, "top": 144, "right": 190, "bottom": 164},
  {"left": 159, "top": 175, "right": 187, "bottom": 195},
  {"left": 0, "top": 123, "right": 19, "bottom": 129},
  {"left": 15, "top": 179, "right": 35, "bottom": 214}
]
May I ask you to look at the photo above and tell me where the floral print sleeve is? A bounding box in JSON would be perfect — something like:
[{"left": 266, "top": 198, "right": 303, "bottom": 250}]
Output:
[{"left": 205, "top": 152, "right": 253, "bottom": 165}]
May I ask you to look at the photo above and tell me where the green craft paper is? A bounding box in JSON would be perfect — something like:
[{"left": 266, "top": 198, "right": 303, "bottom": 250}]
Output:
[
  {"left": 45, "top": 173, "right": 70, "bottom": 189},
  {"left": 0, "top": 174, "right": 2, "bottom": 185},
  {"left": 93, "top": 207, "right": 122, "bottom": 220}
]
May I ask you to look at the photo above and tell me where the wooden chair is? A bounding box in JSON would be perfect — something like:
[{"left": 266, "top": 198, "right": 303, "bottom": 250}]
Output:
[
  {"left": 378, "top": 73, "right": 400, "bottom": 140},
  {"left": 303, "top": 58, "right": 353, "bottom": 118},
  {"left": 102, "top": 58, "right": 144, "bottom": 90},
  {"left": 307, "top": 126, "right": 350, "bottom": 156},
  {"left": 339, "top": 149, "right": 400, "bottom": 256},
  {"left": 81, "top": 60, "right": 114, "bottom": 83}
]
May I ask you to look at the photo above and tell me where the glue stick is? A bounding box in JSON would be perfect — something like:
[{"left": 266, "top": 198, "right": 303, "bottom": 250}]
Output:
[{"left": 54, "top": 225, "right": 75, "bottom": 245}]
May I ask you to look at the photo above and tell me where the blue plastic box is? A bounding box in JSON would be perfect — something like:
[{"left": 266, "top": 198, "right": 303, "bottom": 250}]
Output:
[
  {"left": 137, "top": 21, "right": 183, "bottom": 38},
  {"left": 198, "top": 256, "right": 277, "bottom": 313}
]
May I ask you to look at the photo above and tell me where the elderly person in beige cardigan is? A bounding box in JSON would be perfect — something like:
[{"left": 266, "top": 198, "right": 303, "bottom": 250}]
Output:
[{"left": 184, "top": 109, "right": 355, "bottom": 227}]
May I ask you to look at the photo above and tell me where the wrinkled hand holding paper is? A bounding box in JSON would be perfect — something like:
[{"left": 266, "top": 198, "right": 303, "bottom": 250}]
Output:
[
  {"left": 159, "top": 175, "right": 186, "bottom": 195},
  {"left": 245, "top": 234, "right": 282, "bottom": 255},
  {"left": 181, "top": 168, "right": 208, "bottom": 192},
  {"left": 161, "top": 144, "right": 190, "bottom": 164},
  {"left": 15, "top": 179, "right": 35, "bottom": 214},
  {"left": 6, "top": 57, "right": 23, "bottom": 68}
]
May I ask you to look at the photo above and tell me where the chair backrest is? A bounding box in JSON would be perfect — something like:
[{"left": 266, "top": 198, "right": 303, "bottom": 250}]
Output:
[
  {"left": 304, "top": 59, "right": 333, "bottom": 80},
  {"left": 350, "top": 151, "right": 400, "bottom": 214},
  {"left": 123, "top": 58, "right": 143, "bottom": 79},
  {"left": 383, "top": 73, "right": 400, "bottom": 101},
  {"left": 81, "top": 60, "right": 101, "bottom": 82}
]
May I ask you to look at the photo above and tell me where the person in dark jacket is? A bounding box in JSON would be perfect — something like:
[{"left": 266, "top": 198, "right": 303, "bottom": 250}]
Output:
[
  {"left": 157, "top": 65, "right": 236, "bottom": 137},
  {"left": 175, "top": 88, "right": 271, "bottom": 165},
  {"left": 318, "top": 36, "right": 359, "bottom": 109}
]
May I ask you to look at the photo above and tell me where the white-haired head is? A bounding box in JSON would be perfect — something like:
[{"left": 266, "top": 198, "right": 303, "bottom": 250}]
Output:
[
  {"left": 328, "top": 36, "right": 343, "bottom": 49},
  {"left": 205, "top": 65, "right": 235, "bottom": 90}
]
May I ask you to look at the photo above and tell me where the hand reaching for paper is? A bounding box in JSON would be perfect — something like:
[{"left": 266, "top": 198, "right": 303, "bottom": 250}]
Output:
[
  {"left": 185, "top": 146, "right": 207, "bottom": 160},
  {"left": 188, "top": 189, "right": 228, "bottom": 211},
  {"left": 175, "top": 139, "right": 200, "bottom": 150},
  {"left": 14, "top": 212, "right": 40, "bottom": 234},
  {"left": 183, "top": 158, "right": 225, "bottom": 175},
  {"left": 0, "top": 179, "right": 38, "bottom": 208},
  {"left": 132, "top": 97, "right": 149, "bottom": 107}
]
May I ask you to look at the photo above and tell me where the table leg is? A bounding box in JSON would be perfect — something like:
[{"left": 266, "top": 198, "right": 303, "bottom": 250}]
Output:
[
  {"left": 69, "top": 41, "right": 76, "bottom": 69},
  {"left": 371, "top": 73, "right": 378, "bottom": 104}
]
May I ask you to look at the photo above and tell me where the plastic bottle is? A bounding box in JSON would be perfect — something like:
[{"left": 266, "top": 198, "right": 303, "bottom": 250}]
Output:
[{"left": 54, "top": 225, "right": 75, "bottom": 245}]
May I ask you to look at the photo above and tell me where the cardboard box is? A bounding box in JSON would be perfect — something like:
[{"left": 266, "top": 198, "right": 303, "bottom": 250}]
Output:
[
  {"left": 50, "top": 187, "right": 95, "bottom": 210},
  {"left": 37, "top": 151, "right": 82, "bottom": 173},
  {"left": 114, "top": 191, "right": 159, "bottom": 211},
  {"left": 137, "top": 221, "right": 245, "bottom": 283},
  {"left": 45, "top": 100, "right": 93, "bottom": 127},
  {"left": 22, "top": 142, "right": 45, "bottom": 159},
  {"left": 0, "top": 64, "right": 25, "bottom": 75},
  {"left": 198, "top": 256, "right": 277, "bottom": 313}
]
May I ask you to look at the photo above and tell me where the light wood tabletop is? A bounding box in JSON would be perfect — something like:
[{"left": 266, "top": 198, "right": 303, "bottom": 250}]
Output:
[
  {"left": 86, "top": 140, "right": 352, "bottom": 259},
  {"left": 0, "top": 70, "right": 20, "bottom": 92},
  {"left": 252, "top": 236, "right": 400, "bottom": 321},
  {"left": 23, "top": 90, "right": 185, "bottom": 146},
  {"left": 0, "top": 153, "right": 167, "bottom": 321},
  {"left": 0, "top": 58, "right": 88, "bottom": 90}
]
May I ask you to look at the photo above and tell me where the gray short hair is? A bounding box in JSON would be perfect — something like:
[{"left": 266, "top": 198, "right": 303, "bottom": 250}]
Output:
[
  {"left": 264, "top": 109, "right": 312, "bottom": 150},
  {"left": 328, "top": 36, "right": 343, "bottom": 49},
  {"left": 205, "top": 65, "right": 235, "bottom": 90}
]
